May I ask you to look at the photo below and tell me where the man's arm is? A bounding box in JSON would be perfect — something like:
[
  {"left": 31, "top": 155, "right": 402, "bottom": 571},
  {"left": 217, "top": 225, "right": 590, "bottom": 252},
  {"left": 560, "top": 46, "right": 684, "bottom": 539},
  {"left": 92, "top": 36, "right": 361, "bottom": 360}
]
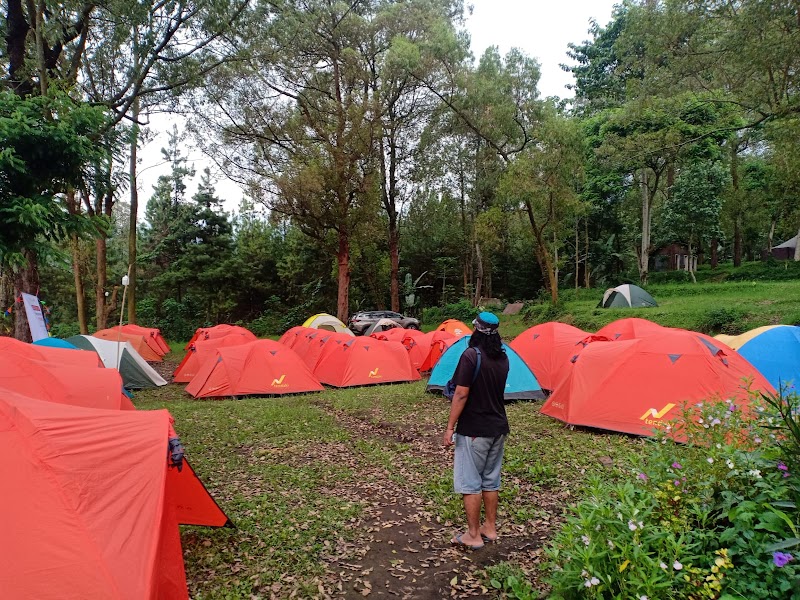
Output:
[{"left": 443, "top": 385, "right": 469, "bottom": 447}]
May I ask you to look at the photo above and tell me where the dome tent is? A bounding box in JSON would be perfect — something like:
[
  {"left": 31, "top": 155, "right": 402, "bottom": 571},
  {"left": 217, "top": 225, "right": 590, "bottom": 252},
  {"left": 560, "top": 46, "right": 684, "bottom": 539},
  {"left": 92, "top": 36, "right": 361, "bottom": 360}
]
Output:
[
  {"left": 598, "top": 284, "right": 658, "bottom": 308},
  {"left": 301, "top": 313, "right": 354, "bottom": 336},
  {"left": 313, "top": 337, "right": 420, "bottom": 387},
  {"left": 509, "top": 322, "right": 594, "bottom": 392},
  {"left": 541, "top": 329, "right": 774, "bottom": 437},
  {"left": 596, "top": 317, "right": 665, "bottom": 341},
  {"left": 186, "top": 324, "right": 257, "bottom": 349},
  {"left": 426, "top": 336, "right": 544, "bottom": 401},
  {"left": 436, "top": 319, "right": 471, "bottom": 337},
  {"left": 186, "top": 340, "right": 324, "bottom": 398},
  {"left": 718, "top": 325, "right": 800, "bottom": 391},
  {"left": 67, "top": 335, "right": 167, "bottom": 389},
  {"left": 173, "top": 334, "right": 255, "bottom": 383}
]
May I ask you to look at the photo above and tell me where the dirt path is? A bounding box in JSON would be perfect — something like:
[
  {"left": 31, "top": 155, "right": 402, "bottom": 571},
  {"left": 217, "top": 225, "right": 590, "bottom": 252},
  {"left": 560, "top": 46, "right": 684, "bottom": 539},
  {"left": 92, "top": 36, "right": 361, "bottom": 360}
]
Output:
[{"left": 313, "top": 405, "right": 553, "bottom": 599}]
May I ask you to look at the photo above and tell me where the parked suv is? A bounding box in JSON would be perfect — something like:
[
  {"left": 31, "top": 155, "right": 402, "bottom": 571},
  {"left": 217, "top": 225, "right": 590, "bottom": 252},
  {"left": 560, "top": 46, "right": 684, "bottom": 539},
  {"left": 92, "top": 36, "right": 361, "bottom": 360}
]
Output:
[{"left": 348, "top": 310, "right": 420, "bottom": 335}]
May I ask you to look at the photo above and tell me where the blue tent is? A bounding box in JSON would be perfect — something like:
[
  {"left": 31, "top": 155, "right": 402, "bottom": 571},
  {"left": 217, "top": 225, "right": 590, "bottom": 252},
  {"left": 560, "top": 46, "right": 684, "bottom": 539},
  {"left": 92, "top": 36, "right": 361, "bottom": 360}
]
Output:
[
  {"left": 32, "top": 337, "right": 79, "bottom": 350},
  {"left": 427, "top": 335, "right": 544, "bottom": 400},
  {"left": 738, "top": 325, "right": 800, "bottom": 392}
]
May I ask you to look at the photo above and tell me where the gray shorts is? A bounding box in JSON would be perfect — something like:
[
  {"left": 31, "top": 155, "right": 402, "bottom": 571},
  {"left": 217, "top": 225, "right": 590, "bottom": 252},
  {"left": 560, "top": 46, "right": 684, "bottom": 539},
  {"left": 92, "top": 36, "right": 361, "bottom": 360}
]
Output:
[{"left": 453, "top": 434, "right": 507, "bottom": 494}]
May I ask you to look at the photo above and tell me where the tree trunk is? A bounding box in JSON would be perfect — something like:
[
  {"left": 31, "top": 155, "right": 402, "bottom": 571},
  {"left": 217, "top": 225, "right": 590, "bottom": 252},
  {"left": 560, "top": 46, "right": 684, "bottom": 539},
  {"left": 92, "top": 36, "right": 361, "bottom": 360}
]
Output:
[
  {"left": 473, "top": 242, "right": 483, "bottom": 306},
  {"left": 388, "top": 221, "right": 400, "bottom": 312},
  {"left": 336, "top": 229, "right": 350, "bottom": 323},
  {"left": 639, "top": 170, "right": 651, "bottom": 285},
  {"left": 688, "top": 241, "right": 697, "bottom": 284},
  {"left": 584, "top": 218, "right": 590, "bottom": 288},
  {"left": 12, "top": 249, "right": 40, "bottom": 341},
  {"left": 730, "top": 142, "right": 742, "bottom": 267},
  {"left": 96, "top": 236, "right": 109, "bottom": 330},
  {"left": 71, "top": 234, "right": 89, "bottom": 333},
  {"left": 128, "top": 96, "right": 140, "bottom": 324},
  {"left": 734, "top": 217, "right": 742, "bottom": 267},
  {"left": 575, "top": 219, "right": 579, "bottom": 291},
  {"left": 768, "top": 219, "right": 777, "bottom": 253},
  {"left": 711, "top": 237, "right": 719, "bottom": 269}
]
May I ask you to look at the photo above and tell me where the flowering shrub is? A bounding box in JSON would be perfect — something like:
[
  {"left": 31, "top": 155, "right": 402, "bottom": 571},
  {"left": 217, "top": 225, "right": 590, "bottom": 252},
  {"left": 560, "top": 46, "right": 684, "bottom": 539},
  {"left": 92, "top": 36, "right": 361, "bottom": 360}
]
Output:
[{"left": 545, "top": 388, "right": 800, "bottom": 599}]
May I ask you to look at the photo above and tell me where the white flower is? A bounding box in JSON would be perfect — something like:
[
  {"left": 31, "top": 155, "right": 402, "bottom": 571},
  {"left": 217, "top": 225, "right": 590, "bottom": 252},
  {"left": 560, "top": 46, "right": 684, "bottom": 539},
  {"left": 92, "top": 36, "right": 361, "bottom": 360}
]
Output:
[
  {"left": 673, "top": 560, "right": 683, "bottom": 570},
  {"left": 660, "top": 562, "right": 668, "bottom": 570},
  {"left": 639, "top": 521, "right": 644, "bottom": 529},
  {"left": 748, "top": 469, "right": 762, "bottom": 479},
  {"left": 716, "top": 443, "right": 722, "bottom": 449},
  {"left": 581, "top": 569, "right": 588, "bottom": 577},
  {"left": 591, "top": 577, "right": 600, "bottom": 586},
  {"left": 754, "top": 437, "right": 763, "bottom": 444},
  {"left": 608, "top": 540, "right": 614, "bottom": 549},
  {"left": 707, "top": 457, "right": 714, "bottom": 464},
  {"left": 711, "top": 418, "right": 721, "bottom": 426},
  {"left": 698, "top": 418, "right": 704, "bottom": 423},
  {"left": 628, "top": 520, "right": 638, "bottom": 531},
  {"left": 617, "top": 512, "right": 623, "bottom": 521},
  {"left": 582, "top": 535, "right": 590, "bottom": 546},
  {"left": 703, "top": 423, "right": 710, "bottom": 429},
  {"left": 726, "top": 460, "right": 735, "bottom": 469},
  {"left": 640, "top": 596, "right": 649, "bottom": 600}
]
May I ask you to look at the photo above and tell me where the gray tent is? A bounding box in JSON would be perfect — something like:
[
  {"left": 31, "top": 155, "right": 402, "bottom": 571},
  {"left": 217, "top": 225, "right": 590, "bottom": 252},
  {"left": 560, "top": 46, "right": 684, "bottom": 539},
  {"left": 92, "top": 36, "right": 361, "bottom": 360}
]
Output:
[
  {"left": 67, "top": 335, "right": 167, "bottom": 389},
  {"left": 363, "top": 318, "right": 401, "bottom": 337},
  {"left": 598, "top": 284, "right": 658, "bottom": 309}
]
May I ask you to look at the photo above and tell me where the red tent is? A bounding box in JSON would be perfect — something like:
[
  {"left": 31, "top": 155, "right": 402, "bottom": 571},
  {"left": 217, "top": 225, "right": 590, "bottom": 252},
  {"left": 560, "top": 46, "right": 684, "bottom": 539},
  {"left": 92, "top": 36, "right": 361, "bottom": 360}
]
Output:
[
  {"left": 173, "top": 334, "right": 256, "bottom": 383},
  {"left": 93, "top": 329, "right": 164, "bottom": 362},
  {"left": 185, "top": 325, "right": 256, "bottom": 349},
  {"left": 0, "top": 391, "right": 190, "bottom": 599},
  {"left": 278, "top": 326, "right": 312, "bottom": 348},
  {"left": 406, "top": 330, "right": 455, "bottom": 372},
  {"left": 596, "top": 317, "right": 665, "bottom": 341},
  {"left": 369, "top": 328, "right": 411, "bottom": 342},
  {"left": 436, "top": 319, "right": 471, "bottom": 337},
  {"left": 0, "top": 336, "right": 102, "bottom": 368},
  {"left": 0, "top": 355, "right": 134, "bottom": 410},
  {"left": 313, "top": 337, "right": 421, "bottom": 387},
  {"left": 508, "top": 322, "right": 594, "bottom": 391},
  {"left": 186, "top": 340, "right": 324, "bottom": 398},
  {"left": 296, "top": 331, "right": 353, "bottom": 371},
  {"left": 110, "top": 324, "right": 171, "bottom": 354},
  {"left": 541, "top": 329, "right": 775, "bottom": 437}
]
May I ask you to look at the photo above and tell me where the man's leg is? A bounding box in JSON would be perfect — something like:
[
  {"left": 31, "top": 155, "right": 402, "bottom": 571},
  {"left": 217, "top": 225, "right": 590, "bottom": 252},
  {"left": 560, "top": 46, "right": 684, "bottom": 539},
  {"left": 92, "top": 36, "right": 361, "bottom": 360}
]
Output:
[
  {"left": 480, "top": 490, "right": 498, "bottom": 540},
  {"left": 459, "top": 493, "right": 483, "bottom": 546}
]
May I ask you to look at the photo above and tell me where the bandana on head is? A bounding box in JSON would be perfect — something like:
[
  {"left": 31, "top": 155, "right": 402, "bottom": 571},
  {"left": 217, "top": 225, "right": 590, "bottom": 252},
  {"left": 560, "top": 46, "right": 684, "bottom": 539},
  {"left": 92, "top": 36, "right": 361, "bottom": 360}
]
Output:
[{"left": 472, "top": 311, "right": 500, "bottom": 335}]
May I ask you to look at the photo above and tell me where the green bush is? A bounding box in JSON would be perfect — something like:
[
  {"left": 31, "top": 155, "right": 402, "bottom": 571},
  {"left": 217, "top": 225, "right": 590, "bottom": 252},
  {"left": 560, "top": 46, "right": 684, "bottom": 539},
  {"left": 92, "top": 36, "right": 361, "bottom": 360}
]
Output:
[
  {"left": 49, "top": 321, "right": 81, "bottom": 339},
  {"left": 545, "top": 390, "right": 800, "bottom": 599},
  {"left": 421, "top": 300, "right": 479, "bottom": 326},
  {"left": 697, "top": 307, "right": 748, "bottom": 335},
  {"left": 520, "top": 301, "right": 565, "bottom": 325}
]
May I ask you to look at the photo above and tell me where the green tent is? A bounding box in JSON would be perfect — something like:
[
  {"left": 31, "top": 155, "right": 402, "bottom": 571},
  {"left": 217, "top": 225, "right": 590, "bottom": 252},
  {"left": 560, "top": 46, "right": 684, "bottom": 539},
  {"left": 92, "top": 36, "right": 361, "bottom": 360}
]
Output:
[
  {"left": 67, "top": 335, "right": 167, "bottom": 389},
  {"left": 598, "top": 284, "right": 658, "bottom": 309}
]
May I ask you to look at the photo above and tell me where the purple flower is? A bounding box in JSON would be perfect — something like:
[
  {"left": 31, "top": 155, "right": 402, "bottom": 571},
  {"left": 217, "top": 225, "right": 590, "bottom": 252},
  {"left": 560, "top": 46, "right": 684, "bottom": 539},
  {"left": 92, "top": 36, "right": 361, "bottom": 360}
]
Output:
[
  {"left": 778, "top": 462, "right": 789, "bottom": 471},
  {"left": 672, "top": 462, "right": 682, "bottom": 469},
  {"left": 673, "top": 480, "right": 681, "bottom": 486},
  {"left": 729, "top": 403, "right": 737, "bottom": 412},
  {"left": 637, "top": 472, "right": 648, "bottom": 481},
  {"left": 773, "top": 552, "right": 794, "bottom": 568}
]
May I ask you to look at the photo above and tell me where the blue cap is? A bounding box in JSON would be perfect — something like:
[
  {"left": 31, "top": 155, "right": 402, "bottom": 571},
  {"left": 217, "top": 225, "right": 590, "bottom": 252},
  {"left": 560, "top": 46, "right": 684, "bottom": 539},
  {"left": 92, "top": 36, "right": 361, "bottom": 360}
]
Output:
[{"left": 473, "top": 311, "right": 500, "bottom": 334}]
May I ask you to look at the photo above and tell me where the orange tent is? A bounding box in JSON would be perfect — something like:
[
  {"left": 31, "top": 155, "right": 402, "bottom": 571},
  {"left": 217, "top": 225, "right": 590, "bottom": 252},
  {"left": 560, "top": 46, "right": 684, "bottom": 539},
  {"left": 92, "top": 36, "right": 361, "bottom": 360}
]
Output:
[
  {"left": 186, "top": 324, "right": 256, "bottom": 349},
  {"left": 0, "top": 390, "right": 190, "bottom": 599},
  {"left": 173, "top": 334, "right": 257, "bottom": 383},
  {"left": 541, "top": 329, "right": 775, "bottom": 437},
  {"left": 93, "top": 329, "right": 163, "bottom": 362},
  {"left": 596, "top": 317, "right": 665, "bottom": 341},
  {"left": 405, "top": 330, "right": 454, "bottom": 372},
  {"left": 0, "top": 336, "right": 102, "bottom": 368},
  {"left": 369, "top": 328, "right": 412, "bottom": 342},
  {"left": 313, "top": 337, "right": 421, "bottom": 387},
  {"left": 0, "top": 355, "right": 134, "bottom": 410},
  {"left": 509, "top": 322, "right": 595, "bottom": 391},
  {"left": 110, "top": 324, "right": 170, "bottom": 354},
  {"left": 436, "top": 319, "right": 472, "bottom": 337},
  {"left": 186, "top": 340, "right": 324, "bottom": 398},
  {"left": 278, "top": 326, "right": 312, "bottom": 348},
  {"left": 296, "top": 331, "right": 353, "bottom": 371}
]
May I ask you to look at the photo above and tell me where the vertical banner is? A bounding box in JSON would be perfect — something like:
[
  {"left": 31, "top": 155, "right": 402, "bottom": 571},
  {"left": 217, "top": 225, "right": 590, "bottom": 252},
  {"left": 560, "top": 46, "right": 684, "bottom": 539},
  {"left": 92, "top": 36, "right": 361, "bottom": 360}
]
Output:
[{"left": 21, "top": 293, "right": 49, "bottom": 342}]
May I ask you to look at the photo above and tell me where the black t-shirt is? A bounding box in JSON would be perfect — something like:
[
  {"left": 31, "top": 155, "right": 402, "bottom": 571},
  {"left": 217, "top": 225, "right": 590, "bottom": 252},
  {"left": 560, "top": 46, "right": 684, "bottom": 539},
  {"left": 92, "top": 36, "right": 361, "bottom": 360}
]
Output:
[{"left": 452, "top": 346, "right": 510, "bottom": 437}]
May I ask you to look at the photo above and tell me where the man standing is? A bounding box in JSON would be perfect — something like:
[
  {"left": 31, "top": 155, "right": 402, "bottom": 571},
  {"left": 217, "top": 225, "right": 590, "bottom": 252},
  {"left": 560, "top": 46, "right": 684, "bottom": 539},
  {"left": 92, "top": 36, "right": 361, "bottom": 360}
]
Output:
[{"left": 443, "top": 312, "right": 510, "bottom": 549}]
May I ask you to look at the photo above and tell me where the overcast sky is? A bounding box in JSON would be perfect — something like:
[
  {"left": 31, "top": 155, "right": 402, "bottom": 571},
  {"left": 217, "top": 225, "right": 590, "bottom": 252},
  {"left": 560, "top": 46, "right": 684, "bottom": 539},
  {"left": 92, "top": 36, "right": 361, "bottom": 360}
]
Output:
[{"left": 136, "top": 0, "right": 619, "bottom": 213}]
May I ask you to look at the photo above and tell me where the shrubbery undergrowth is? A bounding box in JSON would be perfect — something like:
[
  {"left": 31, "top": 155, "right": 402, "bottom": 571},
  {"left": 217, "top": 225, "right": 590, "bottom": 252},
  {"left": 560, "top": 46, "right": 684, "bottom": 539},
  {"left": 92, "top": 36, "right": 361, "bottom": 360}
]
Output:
[{"left": 541, "top": 389, "right": 800, "bottom": 599}]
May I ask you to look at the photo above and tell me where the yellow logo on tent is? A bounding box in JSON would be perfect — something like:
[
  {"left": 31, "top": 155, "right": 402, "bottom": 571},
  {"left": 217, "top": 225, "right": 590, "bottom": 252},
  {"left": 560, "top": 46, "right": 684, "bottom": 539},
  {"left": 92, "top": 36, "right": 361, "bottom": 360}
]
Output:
[
  {"left": 271, "top": 374, "right": 289, "bottom": 388},
  {"left": 640, "top": 403, "right": 676, "bottom": 425},
  {"left": 368, "top": 368, "right": 382, "bottom": 379}
]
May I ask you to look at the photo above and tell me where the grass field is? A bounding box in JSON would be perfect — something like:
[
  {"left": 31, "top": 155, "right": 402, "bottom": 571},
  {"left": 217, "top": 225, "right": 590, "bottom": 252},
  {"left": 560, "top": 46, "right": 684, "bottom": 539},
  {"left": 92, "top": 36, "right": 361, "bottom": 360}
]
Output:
[{"left": 142, "top": 273, "right": 800, "bottom": 598}]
